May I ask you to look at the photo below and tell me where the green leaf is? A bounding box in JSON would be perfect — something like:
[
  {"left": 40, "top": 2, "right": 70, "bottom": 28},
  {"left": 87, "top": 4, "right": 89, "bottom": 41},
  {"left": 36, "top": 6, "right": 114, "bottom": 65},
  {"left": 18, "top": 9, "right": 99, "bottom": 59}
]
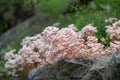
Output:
[{"left": 0, "top": 67, "right": 7, "bottom": 73}]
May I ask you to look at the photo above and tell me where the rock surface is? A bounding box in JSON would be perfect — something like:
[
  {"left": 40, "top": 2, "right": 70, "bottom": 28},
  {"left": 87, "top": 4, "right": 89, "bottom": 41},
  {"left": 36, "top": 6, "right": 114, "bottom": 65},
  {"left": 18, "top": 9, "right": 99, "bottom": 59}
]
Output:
[
  {"left": 0, "top": 13, "right": 52, "bottom": 51},
  {"left": 28, "top": 50, "right": 120, "bottom": 80}
]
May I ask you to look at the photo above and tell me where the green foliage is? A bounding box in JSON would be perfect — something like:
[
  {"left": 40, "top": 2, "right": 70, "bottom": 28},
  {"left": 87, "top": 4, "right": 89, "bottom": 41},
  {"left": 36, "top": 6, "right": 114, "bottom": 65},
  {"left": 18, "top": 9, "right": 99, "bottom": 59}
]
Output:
[
  {"left": 0, "top": 45, "right": 13, "bottom": 80},
  {"left": 38, "top": 0, "right": 70, "bottom": 15},
  {"left": 0, "top": 0, "right": 16, "bottom": 11},
  {"left": 0, "top": 0, "right": 37, "bottom": 12},
  {"left": 0, "top": 0, "right": 37, "bottom": 35},
  {"left": 56, "top": 0, "right": 120, "bottom": 39}
]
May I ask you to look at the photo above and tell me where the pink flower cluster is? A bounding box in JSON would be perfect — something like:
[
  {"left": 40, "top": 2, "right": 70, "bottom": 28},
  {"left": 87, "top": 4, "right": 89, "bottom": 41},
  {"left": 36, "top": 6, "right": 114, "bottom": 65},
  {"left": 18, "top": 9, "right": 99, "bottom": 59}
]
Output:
[
  {"left": 106, "top": 20, "right": 120, "bottom": 40},
  {"left": 105, "top": 18, "right": 117, "bottom": 23},
  {"left": 4, "top": 20, "right": 120, "bottom": 76}
]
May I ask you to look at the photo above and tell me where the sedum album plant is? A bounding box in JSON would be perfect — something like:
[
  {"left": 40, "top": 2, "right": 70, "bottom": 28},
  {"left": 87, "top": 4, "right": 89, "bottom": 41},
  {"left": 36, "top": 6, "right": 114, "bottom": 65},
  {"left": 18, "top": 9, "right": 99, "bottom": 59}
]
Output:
[{"left": 4, "top": 18, "right": 120, "bottom": 76}]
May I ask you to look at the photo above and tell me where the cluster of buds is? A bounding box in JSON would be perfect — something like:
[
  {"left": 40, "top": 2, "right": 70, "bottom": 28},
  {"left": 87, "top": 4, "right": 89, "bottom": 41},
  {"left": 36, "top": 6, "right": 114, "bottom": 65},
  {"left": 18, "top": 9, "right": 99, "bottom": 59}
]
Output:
[{"left": 4, "top": 19, "right": 120, "bottom": 76}]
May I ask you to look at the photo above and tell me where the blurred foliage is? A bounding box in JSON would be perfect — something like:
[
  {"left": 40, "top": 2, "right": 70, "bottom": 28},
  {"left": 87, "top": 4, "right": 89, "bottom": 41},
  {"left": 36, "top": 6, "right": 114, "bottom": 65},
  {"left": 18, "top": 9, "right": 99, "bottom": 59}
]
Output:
[
  {"left": 0, "top": 45, "right": 13, "bottom": 80},
  {"left": 0, "top": 0, "right": 38, "bottom": 12},
  {"left": 56, "top": 0, "right": 120, "bottom": 39},
  {"left": 38, "top": 0, "right": 70, "bottom": 15},
  {"left": 0, "top": 0, "right": 38, "bottom": 35}
]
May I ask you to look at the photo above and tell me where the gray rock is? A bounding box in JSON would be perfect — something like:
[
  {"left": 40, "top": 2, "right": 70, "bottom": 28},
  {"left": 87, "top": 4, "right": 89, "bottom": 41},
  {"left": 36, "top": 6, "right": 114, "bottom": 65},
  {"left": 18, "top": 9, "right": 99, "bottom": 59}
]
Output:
[
  {"left": 0, "top": 13, "right": 53, "bottom": 51},
  {"left": 28, "top": 50, "right": 120, "bottom": 80}
]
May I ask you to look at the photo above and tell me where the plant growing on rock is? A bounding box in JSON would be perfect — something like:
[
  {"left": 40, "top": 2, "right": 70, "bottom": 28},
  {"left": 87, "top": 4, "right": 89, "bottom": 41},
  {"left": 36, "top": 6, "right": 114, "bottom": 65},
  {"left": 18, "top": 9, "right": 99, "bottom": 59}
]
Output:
[{"left": 4, "top": 18, "right": 120, "bottom": 76}]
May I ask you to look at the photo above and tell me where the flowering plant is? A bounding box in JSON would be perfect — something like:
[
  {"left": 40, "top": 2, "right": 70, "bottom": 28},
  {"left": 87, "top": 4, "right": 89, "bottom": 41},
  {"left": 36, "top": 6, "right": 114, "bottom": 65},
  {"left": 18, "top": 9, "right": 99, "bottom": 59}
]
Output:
[{"left": 4, "top": 18, "right": 120, "bottom": 76}]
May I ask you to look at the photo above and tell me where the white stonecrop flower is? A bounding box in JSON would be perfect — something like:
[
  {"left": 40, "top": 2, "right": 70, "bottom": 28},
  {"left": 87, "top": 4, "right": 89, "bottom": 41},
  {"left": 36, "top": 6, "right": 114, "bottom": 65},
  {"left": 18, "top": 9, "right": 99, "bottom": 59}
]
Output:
[
  {"left": 106, "top": 20, "right": 120, "bottom": 40},
  {"left": 4, "top": 49, "right": 16, "bottom": 60},
  {"left": 100, "top": 37, "right": 106, "bottom": 44},
  {"left": 81, "top": 24, "right": 97, "bottom": 38},
  {"left": 105, "top": 42, "right": 120, "bottom": 55},
  {"left": 42, "top": 26, "right": 59, "bottom": 42},
  {"left": 5, "top": 59, "right": 17, "bottom": 69},
  {"left": 68, "top": 24, "right": 78, "bottom": 31},
  {"left": 86, "top": 36, "right": 105, "bottom": 57},
  {"left": 4, "top": 21, "right": 120, "bottom": 76},
  {"left": 105, "top": 18, "right": 117, "bottom": 23}
]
